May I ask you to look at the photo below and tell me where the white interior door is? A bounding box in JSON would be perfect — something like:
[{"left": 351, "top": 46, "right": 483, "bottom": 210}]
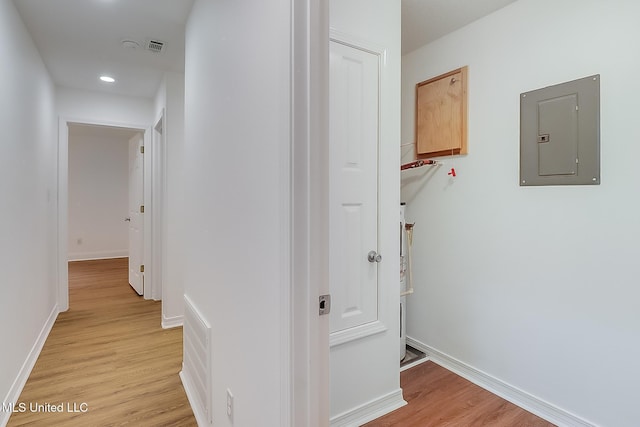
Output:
[
  {"left": 128, "top": 133, "right": 144, "bottom": 295},
  {"left": 329, "top": 34, "right": 405, "bottom": 426},
  {"left": 329, "top": 40, "right": 380, "bottom": 337}
]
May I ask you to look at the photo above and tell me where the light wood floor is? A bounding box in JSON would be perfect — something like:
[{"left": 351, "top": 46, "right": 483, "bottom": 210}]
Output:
[
  {"left": 9, "top": 258, "right": 556, "bottom": 427},
  {"left": 8, "top": 258, "right": 197, "bottom": 427},
  {"left": 364, "top": 361, "right": 556, "bottom": 427}
]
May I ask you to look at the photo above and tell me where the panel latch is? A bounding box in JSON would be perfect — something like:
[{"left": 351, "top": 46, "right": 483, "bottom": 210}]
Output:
[{"left": 537, "top": 134, "right": 550, "bottom": 143}]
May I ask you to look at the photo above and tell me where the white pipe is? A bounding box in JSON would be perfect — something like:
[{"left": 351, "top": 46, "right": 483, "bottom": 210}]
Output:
[{"left": 400, "top": 223, "right": 415, "bottom": 297}]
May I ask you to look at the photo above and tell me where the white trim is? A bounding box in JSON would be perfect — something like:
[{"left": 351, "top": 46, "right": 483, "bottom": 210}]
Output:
[
  {"left": 161, "top": 314, "right": 183, "bottom": 329},
  {"left": 329, "top": 29, "right": 386, "bottom": 58},
  {"left": 329, "top": 389, "right": 406, "bottom": 427},
  {"left": 291, "top": 0, "right": 330, "bottom": 426},
  {"left": 57, "top": 117, "right": 69, "bottom": 311},
  {"left": 179, "top": 370, "right": 210, "bottom": 426},
  {"left": 399, "top": 352, "right": 430, "bottom": 373},
  {"left": 281, "top": 14, "right": 293, "bottom": 424},
  {"left": 57, "top": 116, "right": 156, "bottom": 312},
  {"left": 407, "top": 337, "right": 599, "bottom": 427},
  {"left": 151, "top": 110, "right": 165, "bottom": 301},
  {"left": 182, "top": 295, "right": 212, "bottom": 424},
  {"left": 0, "top": 305, "right": 58, "bottom": 427},
  {"left": 142, "top": 128, "right": 153, "bottom": 300},
  {"left": 329, "top": 321, "right": 387, "bottom": 347},
  {"left": 68, "top": 250, "right": 128, "bottom": 262}
]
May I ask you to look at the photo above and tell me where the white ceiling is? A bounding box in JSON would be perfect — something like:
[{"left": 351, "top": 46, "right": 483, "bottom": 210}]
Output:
[
  {"left": 13, "top": 0, "right": 194, "bottom": 98},
  {"left": 13, "top": 0, "right": 517, "bottom": 98},
  {"left": 402, "top": 0, "right": 518, "bottom": 54}
]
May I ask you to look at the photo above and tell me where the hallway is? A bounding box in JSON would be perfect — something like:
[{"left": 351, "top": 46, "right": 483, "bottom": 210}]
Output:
[{"left": 8, "top": 258, "right": 196, "bottom": 426}]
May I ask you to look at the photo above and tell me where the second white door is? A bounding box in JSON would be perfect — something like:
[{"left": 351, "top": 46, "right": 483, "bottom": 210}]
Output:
[{"left": 128, "top": 132, "right": 144, "bottom": 295}]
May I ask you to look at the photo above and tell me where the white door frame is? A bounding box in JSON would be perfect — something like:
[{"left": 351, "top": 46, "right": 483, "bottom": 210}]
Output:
[
  {"left": 152, "top": 109, "right": 165, "bottom": 302},
  {"left": 290, "top": 0, "right": 330, "bottom": 425},
  {"left": 57, "top": 116, "right": 156, "bottom": 311}
]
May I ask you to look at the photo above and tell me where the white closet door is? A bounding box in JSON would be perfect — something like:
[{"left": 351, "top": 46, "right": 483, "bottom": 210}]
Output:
[{"left": 329, "top": 40, "right": 380, "bottom": 336}]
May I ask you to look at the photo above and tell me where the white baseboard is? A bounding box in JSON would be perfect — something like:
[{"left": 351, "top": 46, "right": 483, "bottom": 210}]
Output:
[
  {"left": 68, "top": 250, "right": 128, "bottom": 262},
  {"left": 180, "top": 370, "right": 208, "bottom": 426},
  {"left": 1, "top": 305, "right": 58, "bottom": 427},
  {"left": 407, "top": 337, "right": 599, "bottom": 427},
  {"left": 330, "top": 388, "right": 406, "bottom": 427},
  {"left": 400, "top": 347, "right": 430, "bottom": 372},
  {"left": 162, "top": 314, "right": 184, "bottom": 329}
]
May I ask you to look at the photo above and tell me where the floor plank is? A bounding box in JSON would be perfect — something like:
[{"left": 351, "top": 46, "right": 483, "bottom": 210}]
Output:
[
  {"left": 363, "top": 361, "right": 556, "bottom": 427},
  {"left": 8, "top": 258, "right": 197, "bottom": 427}
]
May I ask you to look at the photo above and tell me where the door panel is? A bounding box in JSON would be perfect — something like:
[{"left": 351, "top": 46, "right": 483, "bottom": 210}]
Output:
[
  {"left": 329, "top": 41, "right": 379, "bottom": 335},
  {"left": 128, "top": 133, "right": 144, "bottom": 295}
]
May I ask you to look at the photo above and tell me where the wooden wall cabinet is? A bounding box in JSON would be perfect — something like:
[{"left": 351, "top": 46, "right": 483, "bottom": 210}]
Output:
[{"left": 415, "top": 66, "right": 468, "bottom": 158}]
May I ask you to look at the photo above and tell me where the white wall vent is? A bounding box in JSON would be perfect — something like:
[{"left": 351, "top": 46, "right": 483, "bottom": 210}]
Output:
[
  {"left": 183, "top": 295, "right": 212, "bottom": 423},
  {"left": 145, "top": 39, "right": 165, "bottom": 53}
]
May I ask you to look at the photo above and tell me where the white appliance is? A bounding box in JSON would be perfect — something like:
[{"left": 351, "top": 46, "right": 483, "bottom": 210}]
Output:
[{"left": 400, "top": 203, "right": 407, "bottom": 361}]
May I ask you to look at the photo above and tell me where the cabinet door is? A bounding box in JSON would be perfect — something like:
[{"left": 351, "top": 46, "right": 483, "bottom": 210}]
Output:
[{"left": 415, "top": 67, "right": 467, "bottom": 157}]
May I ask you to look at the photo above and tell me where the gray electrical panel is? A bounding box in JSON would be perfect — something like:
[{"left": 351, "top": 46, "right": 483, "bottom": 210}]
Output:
[{"left": 520, "top": 75, "right": 600, "bottom": 186}]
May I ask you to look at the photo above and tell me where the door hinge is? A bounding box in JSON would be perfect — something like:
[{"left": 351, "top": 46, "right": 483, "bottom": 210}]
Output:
[
  {"left": 140, "top": 145, "right": 145, "bottom": 154},
  {"left": 140, "top": 264, "right": 145, "bottom": 273},
  {"left": 140, "top": 205, "right": 145, "bottom": 213},
  {"left": 319, "top": 294, "right": 331, "bottom": 316}
]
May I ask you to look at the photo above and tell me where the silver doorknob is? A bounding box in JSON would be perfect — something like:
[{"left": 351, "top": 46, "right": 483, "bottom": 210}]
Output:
[{"left": 367, "top": 250, "right": 382, "bottom": 263}]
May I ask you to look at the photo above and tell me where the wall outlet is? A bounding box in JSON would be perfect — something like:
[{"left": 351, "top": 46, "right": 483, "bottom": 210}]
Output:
[{"left": 226, "top": 388, "right": 233, "bottom": 421}]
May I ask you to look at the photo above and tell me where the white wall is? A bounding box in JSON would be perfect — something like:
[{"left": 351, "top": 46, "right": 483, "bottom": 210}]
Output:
[
  {"left": 402, "top": 1, "right": 640, "bottom": 426},
  {"left": 182, "top": 1, "right": 292, "bottom": 425},
  {"left": 57, "top": 88, "right": 154, "bottom": 126},
  {"left": 154, "top": 72, "right": 186, "bottom": 327},
  {"left": 0, "top": 0, "right": 58, "bottom": 423},
  {"left": 68, "top": 125, "right": 131, "bottom": 261},
  {"left": 329, "top": 0, "right": 403, "bottom": 424}
]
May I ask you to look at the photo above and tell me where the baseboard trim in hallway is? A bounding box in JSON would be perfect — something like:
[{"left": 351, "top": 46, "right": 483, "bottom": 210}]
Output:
[
  {"left": 407, "top": 337, "right": 598, "bottom": 427},
  {"left": 1, "top": 305, "right": 58, "bottom": 427},
  {"left": 162, "top": 314, "right": 184, "bottom": 329}
]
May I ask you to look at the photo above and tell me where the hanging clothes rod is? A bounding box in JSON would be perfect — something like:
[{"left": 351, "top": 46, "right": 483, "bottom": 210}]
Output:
[{"left": 401, "top": 159, "right": 438, "bottom": 171}]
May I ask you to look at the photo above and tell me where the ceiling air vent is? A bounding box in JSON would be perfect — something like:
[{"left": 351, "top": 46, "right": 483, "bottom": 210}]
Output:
[{"left": 145, "top": 39, "right": 165, "bottom": 54}]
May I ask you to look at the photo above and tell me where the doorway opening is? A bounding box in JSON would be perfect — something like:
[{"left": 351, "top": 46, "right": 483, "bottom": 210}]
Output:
[{"left": 57, "top": 117, "right": 161, "bottom": 311}]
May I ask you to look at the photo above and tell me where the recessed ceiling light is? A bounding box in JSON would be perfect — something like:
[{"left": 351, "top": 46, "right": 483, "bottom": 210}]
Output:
[{"left": 100, "top": 75, "right": 115, "bottom": 83}]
